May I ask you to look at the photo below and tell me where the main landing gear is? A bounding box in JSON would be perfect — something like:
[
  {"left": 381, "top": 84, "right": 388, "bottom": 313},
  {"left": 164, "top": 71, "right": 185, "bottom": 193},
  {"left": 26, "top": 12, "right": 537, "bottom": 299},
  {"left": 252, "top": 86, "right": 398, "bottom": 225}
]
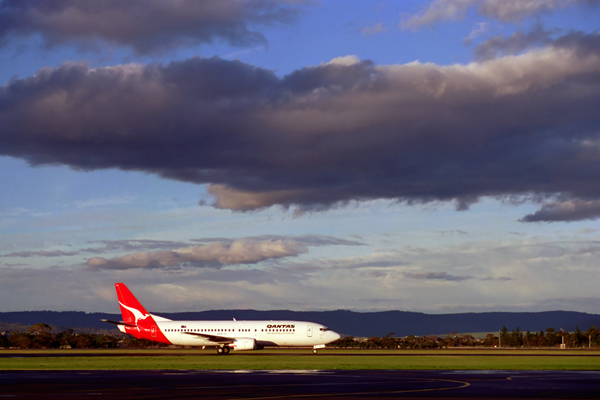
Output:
[
  {"left": 217, "top": 346, "right": 231, "bottom": 355},
  {"left": 312, "top": 349, "right": 318, "bottom": 354}
]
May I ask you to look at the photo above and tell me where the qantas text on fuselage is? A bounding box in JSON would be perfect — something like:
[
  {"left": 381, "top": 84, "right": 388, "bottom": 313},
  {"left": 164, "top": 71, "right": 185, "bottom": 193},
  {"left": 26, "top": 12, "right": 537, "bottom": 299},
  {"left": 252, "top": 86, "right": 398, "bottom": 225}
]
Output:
[{"left": 102, "top": 283, "right": 341, "bottom": 354}]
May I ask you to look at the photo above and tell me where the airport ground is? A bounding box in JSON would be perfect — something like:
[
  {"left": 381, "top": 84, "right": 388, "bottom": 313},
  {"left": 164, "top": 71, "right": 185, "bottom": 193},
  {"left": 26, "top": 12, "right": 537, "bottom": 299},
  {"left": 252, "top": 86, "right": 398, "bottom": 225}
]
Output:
[
  {"left": 2, "top": 369, "right": 600, "bottom": 399},
  {"left": 1, "top": 348, "right": 600, "bottom": 370},
  {"left": 2, "top": 349, "right": 600, "bottom": 398}
]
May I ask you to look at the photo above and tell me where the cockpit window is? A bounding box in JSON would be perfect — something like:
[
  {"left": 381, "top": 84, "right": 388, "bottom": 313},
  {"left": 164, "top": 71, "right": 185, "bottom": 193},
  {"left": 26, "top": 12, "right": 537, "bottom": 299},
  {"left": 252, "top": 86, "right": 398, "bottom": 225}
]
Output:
[{"left": 319, "top": 327, "right": 329, "bottom": 332}]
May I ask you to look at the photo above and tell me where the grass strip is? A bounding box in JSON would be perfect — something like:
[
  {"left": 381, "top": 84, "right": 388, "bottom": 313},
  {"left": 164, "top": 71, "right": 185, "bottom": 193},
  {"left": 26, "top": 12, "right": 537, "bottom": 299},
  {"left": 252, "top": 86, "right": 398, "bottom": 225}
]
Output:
[
  {"left": 3, "top": 348, "right": 599, "bottom": 355},
  {"left": 2, "top": 351, "right": 600, "bottom": 370}
]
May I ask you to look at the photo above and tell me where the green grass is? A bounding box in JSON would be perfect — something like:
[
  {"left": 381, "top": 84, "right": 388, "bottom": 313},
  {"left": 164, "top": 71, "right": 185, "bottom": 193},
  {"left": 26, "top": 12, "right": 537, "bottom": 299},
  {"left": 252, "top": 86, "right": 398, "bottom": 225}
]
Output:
[{"left": 2, "top": 348, "right": 600, "bottom": 370}]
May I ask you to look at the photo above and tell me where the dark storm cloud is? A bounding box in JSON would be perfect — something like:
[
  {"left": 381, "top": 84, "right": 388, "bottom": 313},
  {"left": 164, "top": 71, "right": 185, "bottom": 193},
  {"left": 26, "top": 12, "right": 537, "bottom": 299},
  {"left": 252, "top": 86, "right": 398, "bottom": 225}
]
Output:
[
  {"left": 0, "top": 0, "right": 302, "bottom": 53},
  {"left": 2, "top": 33, "right": 600, "bottom": 221}
]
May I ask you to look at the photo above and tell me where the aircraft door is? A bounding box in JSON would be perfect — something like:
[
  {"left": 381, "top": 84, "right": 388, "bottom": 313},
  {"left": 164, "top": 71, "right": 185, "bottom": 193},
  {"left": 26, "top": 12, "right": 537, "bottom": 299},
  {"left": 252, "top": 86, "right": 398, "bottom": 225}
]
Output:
[
  {"left": 151, "top": 325, "right": 157, "bottom": 337},
  {"left": 307, "top": 325, "right": 313, "bottom": 337}
]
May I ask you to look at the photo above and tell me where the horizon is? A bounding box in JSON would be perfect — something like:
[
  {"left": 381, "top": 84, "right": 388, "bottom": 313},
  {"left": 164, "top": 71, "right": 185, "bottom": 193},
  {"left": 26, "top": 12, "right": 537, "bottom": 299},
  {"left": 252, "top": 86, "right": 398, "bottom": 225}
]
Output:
[
  {"left": 3, "top": 309, "right": 599, "bottom": 339},
  {"left": 3, "top": 309, "right": 599, "bottom": 317}
]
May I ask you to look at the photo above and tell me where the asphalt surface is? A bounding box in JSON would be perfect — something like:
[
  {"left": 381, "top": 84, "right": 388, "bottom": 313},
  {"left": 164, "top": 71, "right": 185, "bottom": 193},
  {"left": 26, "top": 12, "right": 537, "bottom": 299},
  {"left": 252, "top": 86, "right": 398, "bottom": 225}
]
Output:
[{"left": 2, "top": 370, "right": 600, "bottom": 399}]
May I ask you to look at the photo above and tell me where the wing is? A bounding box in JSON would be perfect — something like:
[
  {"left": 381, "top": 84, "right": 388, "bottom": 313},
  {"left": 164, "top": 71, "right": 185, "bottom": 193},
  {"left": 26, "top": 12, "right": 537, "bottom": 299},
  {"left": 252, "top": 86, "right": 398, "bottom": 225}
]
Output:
[{"left": 181, "top": 331, "right": 234, "bottom": 343}]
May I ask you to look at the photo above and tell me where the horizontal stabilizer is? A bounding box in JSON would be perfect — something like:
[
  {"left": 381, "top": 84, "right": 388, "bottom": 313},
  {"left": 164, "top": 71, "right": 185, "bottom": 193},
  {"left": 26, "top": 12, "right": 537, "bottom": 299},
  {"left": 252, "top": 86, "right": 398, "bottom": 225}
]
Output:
[
  {"left": 150, "top": 314, "right": 172, "bottom": 322},
  {"left": 101, "top": 319, "right": 136, "bottom": 327}
]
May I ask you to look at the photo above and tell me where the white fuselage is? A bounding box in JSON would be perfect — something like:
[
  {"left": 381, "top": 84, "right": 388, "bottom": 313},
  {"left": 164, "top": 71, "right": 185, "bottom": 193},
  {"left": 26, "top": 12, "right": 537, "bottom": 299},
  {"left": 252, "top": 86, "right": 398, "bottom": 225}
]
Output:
[{"left": 158, "top": 320, "right": 339, "bottom": 348}]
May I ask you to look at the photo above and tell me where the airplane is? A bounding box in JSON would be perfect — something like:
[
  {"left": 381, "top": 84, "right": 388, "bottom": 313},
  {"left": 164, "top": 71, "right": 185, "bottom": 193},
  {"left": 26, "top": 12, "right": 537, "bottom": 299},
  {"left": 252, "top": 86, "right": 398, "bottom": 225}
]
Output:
[{"left": 102, "top": 283, "right": 341, "bottom": 354}]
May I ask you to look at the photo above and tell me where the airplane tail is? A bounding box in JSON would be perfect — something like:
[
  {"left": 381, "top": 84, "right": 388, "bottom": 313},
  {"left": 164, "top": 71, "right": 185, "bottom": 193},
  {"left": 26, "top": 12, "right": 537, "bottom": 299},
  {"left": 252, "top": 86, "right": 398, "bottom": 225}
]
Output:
[
  {"left": 115, "top": 282, "right": 150, "bottom": 325},
  {"left": 101, "top": 283, "right": 171, "bottom": 344}
]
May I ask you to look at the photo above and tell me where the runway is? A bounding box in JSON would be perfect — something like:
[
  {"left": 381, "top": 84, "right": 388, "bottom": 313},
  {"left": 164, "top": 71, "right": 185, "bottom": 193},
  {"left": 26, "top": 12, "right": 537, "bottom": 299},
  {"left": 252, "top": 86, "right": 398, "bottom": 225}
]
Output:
[{"left": 2, "top": 370, "right": 600, "bottom": 399}]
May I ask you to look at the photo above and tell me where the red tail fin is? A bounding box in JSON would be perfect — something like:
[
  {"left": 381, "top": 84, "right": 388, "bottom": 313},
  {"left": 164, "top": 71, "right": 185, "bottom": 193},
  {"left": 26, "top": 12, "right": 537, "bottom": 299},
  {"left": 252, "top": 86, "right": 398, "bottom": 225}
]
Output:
[
  {"left": 114, "top": 283, "right": 170, "bottom": 344},
  {"left": 115, "top": 283, "right": 150, "bottom": 325}
]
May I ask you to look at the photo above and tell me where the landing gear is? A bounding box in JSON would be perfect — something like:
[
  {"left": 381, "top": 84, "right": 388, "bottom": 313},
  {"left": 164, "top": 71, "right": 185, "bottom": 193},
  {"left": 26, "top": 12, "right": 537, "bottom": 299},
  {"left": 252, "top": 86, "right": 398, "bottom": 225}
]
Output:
[
  {"left": 312, "top": 344, "right": 325, "bottom": 354},
  {"left": 217, "top": 346, "right": 231, "bottom": 355}
]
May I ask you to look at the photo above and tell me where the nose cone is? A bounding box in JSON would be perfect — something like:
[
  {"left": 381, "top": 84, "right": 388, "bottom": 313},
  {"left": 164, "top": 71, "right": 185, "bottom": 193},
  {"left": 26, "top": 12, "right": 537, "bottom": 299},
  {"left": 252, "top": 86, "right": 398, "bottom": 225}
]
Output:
[{"left": 326, "top": 330, "right": 341, "bottom": 343}]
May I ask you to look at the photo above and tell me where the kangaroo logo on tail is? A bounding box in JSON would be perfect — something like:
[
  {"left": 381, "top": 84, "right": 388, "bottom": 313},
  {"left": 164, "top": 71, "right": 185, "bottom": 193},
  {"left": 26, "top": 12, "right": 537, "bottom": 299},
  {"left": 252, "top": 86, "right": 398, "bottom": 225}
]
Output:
[{"left": 118, "top": 301, "right": 151, "bottom": 330}]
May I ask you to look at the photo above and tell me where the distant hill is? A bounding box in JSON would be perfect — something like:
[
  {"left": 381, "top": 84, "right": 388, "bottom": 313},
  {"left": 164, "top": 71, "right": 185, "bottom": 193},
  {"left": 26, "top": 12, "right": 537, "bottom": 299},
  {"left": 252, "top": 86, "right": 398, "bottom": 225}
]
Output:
[{"left": 2, "top": 310, "right": 600, "bottom": 337}]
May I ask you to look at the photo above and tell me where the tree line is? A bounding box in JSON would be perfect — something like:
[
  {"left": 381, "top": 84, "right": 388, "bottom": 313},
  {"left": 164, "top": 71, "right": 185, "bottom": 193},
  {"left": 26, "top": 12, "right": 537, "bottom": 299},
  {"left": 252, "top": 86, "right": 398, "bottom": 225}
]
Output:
[
  {"left": 332, "top": 326, "right": 600, "bottom": 349},
  {"left": 3, "top": 323, "right": 600, "bottom": 349},
  {"left": 0, "top": 323, "right": 167, "bottom": 349}
]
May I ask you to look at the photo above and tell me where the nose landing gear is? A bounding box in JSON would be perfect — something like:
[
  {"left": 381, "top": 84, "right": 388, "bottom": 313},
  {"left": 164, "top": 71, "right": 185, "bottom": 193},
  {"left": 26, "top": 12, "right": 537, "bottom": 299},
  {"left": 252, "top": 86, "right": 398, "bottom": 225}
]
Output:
[{"left": 312, "top": 344, "right": 325, "bottom": 354}]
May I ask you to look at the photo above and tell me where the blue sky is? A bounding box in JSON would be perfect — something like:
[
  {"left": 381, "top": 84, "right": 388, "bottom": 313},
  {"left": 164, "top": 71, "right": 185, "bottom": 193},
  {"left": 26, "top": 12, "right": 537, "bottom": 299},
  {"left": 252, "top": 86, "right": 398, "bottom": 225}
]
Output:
[{"left": 1, "top": 0, "right": 600, "bottom": 314}]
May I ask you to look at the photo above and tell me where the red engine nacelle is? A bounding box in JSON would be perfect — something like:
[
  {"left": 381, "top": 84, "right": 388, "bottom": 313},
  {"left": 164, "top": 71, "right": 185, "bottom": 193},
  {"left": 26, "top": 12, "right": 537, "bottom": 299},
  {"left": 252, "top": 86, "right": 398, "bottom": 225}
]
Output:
[{"left": 231, "top": 338, "right": 257, "bottom": 351}]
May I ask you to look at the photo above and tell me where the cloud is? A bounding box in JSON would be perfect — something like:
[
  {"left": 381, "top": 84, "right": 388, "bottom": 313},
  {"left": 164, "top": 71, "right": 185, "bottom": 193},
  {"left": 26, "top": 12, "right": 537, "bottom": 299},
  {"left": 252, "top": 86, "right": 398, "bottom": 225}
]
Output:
[
  {"left": 404, "top": 271, "right": 474, "bottom": 281},
  {"left": 401, "top": 0, "right": 596, "bottom": 30},
  {"left": 86, "top": 239, "right": 308, "bottom": 270},
  {"left": 1, "top": 250, "right": 79, "bottom": 258},
  {"left": 0, "top": 0, "right": 303, "bottom": 54},
  {"left": 0, "top": 207, "right": 31, "bottom": 217},
  {"left": 480, "top": 276, "right": 514, "bottom": 281},
  {"left": 360, "top": 23, "right": 387, "bottom": 36},
  {"left": 477, "top": 0, "right": 593, "bottom": 22},
  {"left": 474, "top": 27, "right": 600, "bottom": 62},
  {"left": 1, "top": 35, "right": 600, "bottom": 219},
  {"left": 401, "top": 0, "right": 478, "bottom": 30},
  {"left": 75, "top": 195, "right": 135, "bottom": 208},
  {"left": 472, "top": 23, "right": 557, "bottom": 59},
  {"left": 0, "top": 235, "right": 359, "bottom": 269},
  {"left": 81, "top": 239, "right": 191, "bottom": 254},
  {"left": 463, "top": 22, "right": 491, "bottom": 46},
  {"left": 191, "top": 234, "right": 366, "bottom": 247},
  {"left": 520, "top": 199, "right": 600, "bottom": 222},
  {"left": 2, "top": 237, "right": 600, "bottom": 312},
  {"left": 436, "top": 229, "right": 468, "bottom": 237}
]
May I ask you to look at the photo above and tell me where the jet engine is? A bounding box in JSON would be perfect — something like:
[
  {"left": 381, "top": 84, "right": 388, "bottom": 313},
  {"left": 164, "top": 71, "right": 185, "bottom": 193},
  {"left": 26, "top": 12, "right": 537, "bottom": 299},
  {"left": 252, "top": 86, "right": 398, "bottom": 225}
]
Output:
[{"left": 231, "top": 338, "right": 257, "bottom": 351}]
